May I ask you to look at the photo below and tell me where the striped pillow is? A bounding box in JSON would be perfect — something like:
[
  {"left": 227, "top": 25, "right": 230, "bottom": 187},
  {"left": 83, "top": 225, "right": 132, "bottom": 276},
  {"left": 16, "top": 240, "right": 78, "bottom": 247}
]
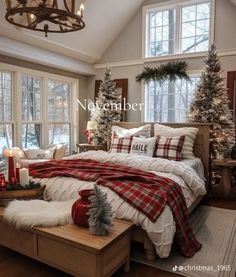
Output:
[
  {"left": 154, "top": 135, "right": 185, "bottom": 161},
  {"left": 109, "top": 136, "right": 133, "bottom": 153}
]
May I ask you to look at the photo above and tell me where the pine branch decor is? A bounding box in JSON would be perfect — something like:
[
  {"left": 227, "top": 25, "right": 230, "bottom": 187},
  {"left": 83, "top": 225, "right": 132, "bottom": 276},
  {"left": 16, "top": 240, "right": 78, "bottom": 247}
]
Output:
[
  {"left": 136, "top": 61, "right": 190, "bottom": 83},
  {"left": 87, "top": 184, "right": 113, "bottom": 235}
]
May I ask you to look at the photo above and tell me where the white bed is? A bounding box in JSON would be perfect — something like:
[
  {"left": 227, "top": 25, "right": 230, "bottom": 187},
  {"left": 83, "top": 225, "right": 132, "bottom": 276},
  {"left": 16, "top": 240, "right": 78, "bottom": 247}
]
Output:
[{"left": 32, "top": 150, "right": 206, "bottom": 258}]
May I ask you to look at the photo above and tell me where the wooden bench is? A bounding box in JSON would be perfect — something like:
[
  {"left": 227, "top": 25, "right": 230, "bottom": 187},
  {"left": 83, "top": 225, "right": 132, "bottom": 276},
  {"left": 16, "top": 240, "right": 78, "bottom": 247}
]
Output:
[{"left": 0, "top": 207, "right": 133, "bottom": 277}]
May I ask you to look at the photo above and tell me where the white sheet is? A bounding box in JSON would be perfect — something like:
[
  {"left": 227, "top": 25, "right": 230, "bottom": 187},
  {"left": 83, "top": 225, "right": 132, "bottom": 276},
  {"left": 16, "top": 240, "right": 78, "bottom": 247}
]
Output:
[
  {"left": 179, "top": 158, "right": 205, "bottom": 181},
  {"left": 32, "top": 151, "right": 206, "bottom": 258}
]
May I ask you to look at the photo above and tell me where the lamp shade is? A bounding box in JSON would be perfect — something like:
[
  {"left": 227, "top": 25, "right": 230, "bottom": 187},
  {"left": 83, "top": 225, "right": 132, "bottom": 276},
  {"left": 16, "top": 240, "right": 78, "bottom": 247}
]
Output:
[
  {"left": 87, "top": 121, "right": 96, "bottom": 131},
  {"left": 2, "top": 149, "right": 13, "bottom": 157}
]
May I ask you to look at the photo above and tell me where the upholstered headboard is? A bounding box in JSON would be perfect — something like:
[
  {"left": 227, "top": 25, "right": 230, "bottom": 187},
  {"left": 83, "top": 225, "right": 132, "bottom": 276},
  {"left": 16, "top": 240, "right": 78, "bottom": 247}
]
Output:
[{"left": 108, "top": 122, "right": 211, "bottom": 188}]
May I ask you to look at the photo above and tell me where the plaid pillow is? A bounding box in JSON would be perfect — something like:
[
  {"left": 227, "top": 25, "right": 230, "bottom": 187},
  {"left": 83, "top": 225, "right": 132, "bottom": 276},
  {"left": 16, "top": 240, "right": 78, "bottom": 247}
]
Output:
[
  {"left": 154, "top": 135, "right": 185, "bottom": 161},
  {"left": 109, "top": 136, "right": 133, "bottom": 153}
]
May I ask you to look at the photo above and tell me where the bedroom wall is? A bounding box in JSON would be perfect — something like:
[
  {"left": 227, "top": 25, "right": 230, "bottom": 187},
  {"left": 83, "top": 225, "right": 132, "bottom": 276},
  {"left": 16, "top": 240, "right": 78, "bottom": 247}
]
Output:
[{"left": 87, "top": 0, "right": 236, "bottom": 122}]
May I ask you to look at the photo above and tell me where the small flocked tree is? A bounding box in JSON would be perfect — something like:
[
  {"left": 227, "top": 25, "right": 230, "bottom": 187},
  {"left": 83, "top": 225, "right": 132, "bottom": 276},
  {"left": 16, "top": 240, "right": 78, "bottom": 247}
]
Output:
[
  {"left": 90, "top": 68, "right": 121, "bottom": 144},
  {"left": 87, "top": 184, "right": 113, "bottom": 235},
  {"left": 188, "top": 44, "right": 235, "bottom": 158}
]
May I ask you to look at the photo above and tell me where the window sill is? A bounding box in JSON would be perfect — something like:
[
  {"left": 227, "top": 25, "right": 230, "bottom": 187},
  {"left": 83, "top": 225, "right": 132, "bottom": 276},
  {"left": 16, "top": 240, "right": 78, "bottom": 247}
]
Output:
[{"left": 143, "top": 51, "right": 207, "bottom": 63}]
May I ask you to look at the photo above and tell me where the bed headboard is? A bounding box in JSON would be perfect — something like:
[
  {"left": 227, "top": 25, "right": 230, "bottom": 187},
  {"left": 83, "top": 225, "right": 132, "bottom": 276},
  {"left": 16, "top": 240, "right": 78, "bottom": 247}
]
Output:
[{"left": 108, "top": 122, "right": 211, "bottom": 188}]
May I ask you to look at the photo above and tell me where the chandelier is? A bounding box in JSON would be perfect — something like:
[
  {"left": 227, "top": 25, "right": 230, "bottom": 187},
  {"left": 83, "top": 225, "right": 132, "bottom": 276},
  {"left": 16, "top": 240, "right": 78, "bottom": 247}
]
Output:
[{"left": 5, "top": 0, "right": 85, "bottom": 37}]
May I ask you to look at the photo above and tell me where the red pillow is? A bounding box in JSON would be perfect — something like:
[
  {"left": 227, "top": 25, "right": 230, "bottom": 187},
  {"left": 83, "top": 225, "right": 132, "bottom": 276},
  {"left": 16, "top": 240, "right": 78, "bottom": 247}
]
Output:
[
  {"left": 109, "top": 136, "right": 133, "bottom": 153},
  {"left": 154, "top": 135, "right": 185, "bottom": 161}
]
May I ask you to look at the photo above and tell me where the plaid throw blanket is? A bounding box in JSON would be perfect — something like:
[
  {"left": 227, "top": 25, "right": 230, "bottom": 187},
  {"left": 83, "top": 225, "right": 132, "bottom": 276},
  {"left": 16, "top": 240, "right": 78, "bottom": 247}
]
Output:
[{"left": 29, "top": 158, "right": 201, "bottom": 257}]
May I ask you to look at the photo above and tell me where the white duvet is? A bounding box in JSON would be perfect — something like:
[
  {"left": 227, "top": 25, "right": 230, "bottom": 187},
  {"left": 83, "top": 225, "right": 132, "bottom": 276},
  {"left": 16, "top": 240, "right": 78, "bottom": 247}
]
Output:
[{"left": 32, "top": 151, "right": 206, "bottom": 258}]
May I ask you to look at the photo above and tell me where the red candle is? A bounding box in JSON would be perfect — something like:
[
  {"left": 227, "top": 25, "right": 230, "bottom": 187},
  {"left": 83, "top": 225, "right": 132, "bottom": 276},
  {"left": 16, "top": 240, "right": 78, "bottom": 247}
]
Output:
[
  {"left": 16, "top": 163, "right": 21, "bottom": 183},
  {"left": 8, "top": 154, "right": 16, "bottom": 184},
  {"left": 0, "top": 174, "right": 6, "bottom": 192}
]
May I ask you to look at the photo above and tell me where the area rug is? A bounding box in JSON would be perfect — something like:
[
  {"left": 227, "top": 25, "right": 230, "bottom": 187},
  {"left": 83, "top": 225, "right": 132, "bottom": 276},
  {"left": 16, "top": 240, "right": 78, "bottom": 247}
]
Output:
[{"left": 132, "top": 206, "right": 236, "bottom": 277}]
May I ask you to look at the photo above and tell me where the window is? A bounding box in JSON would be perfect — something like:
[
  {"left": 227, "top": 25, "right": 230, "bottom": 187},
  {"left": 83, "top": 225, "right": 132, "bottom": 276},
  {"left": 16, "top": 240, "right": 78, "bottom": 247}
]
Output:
[
  {"left": 21, "top": 75, "right": 42, "bottom": 149},
  {"left": 0, "top": 72, "right": 13, "bottom": 173},
  {"left": 48, "top": 80, "right": 71, "bottom": 152},
  {"left": 0, "top": 63, "right": 77, "bottom": 169},
  {"left": 144, "top": 0, "right": 213, "bottom": 57},
  {"left": 144, "top": 76, "right": 200, "bottom": 122},
  {"left": 148, "top": 9, "right": 176, "bottom": 56}
]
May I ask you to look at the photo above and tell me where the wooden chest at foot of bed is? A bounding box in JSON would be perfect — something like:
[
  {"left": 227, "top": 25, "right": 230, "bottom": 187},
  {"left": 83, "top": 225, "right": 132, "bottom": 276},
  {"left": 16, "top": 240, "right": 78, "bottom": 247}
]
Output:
[{"left": 0, "top": 208, "right": 133, "bottom": 277}]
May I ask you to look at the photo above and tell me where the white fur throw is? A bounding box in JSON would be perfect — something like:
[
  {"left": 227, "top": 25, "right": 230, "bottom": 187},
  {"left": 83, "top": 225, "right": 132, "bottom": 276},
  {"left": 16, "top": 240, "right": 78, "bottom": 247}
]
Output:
[{"left": 3, "top": 200, "right": 74, "bottom": 229}]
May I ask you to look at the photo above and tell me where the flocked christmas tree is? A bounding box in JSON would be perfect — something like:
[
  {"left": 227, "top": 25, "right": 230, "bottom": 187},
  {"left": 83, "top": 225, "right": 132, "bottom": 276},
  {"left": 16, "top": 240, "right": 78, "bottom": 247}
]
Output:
[
  {"left": 188, "top": 44, "right": 235, "bottom": 158},
  {"left": 87, "top": 184, "right": 113, "bottom": 235},
  {"left": 90, "top": 68, "right": 121, "bottom": 144}
]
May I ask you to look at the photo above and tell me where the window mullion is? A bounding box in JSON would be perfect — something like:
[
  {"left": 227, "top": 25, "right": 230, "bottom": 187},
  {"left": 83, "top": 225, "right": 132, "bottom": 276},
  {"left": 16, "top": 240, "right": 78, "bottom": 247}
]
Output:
[
  {"left": 42, "top": 77, "right": 49, "bottom": 147},
  {"left": 175, "top": 5, "right": 181, "bottom": 54},
  {"left": 15, "top": 71, "right": 22, "bottom": 147}
]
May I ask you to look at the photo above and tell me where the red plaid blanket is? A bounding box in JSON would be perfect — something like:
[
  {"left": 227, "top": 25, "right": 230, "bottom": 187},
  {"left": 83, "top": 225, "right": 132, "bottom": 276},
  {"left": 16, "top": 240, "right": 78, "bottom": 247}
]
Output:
[{"left": 29, "top": 158, "right": 201, "bottom": 257}]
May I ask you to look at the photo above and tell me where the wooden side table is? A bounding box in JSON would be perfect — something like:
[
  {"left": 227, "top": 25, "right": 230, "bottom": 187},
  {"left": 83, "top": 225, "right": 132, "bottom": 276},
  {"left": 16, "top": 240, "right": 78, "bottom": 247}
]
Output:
[
  {"left": 0, "top": 186, "right": 45, "bottom": 207},
  {"left": 77, "top": 144, "right": 107, "bottom": 153},
  {"left": 212, "top": 159, "right": 236, "bottom": 199}
]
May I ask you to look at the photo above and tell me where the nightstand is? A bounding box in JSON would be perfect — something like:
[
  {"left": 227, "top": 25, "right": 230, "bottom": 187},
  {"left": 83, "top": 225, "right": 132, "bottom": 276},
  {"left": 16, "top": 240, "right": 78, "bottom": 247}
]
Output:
[
  {"left": 212, "top": 159, "right": 236, "bottom": 199},
  {"left": 77, "top": 144, "right": 107, "bottom": 153}
]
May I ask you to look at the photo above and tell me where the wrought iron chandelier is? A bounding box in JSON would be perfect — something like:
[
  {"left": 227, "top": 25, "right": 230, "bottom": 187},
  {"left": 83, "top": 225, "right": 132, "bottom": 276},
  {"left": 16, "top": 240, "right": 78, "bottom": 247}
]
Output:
[{"left": 5, "top": 0, "right": 85, "bottom": 37}]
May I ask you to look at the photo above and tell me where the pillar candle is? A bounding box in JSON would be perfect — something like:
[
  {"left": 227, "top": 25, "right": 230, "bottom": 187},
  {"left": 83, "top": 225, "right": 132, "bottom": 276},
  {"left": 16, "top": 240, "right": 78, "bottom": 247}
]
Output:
[
  {"left": 0, "top": 174, "right": 6, "bottom": 192},
  {"left": 8, "top": 153, "right": 16, "bottom": 183},
  {"left": 16, "top": 163, "right": 21, "bottom": 183},
  {"left": 19, "top": 168, "right": 30, "bottom": 187}
]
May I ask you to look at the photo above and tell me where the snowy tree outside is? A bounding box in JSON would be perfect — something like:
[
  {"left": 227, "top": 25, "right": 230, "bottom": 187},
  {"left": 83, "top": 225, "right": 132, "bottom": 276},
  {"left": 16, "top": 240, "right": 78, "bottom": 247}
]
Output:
[
  {"left": 147, "top": 1, "right": 211, "bottom": 57},
  {"left": 0, "top": 73, "right": 73, "bottom": 174},
  {"left": 145, "top": 76, "right": 200, "bottom": 122}
]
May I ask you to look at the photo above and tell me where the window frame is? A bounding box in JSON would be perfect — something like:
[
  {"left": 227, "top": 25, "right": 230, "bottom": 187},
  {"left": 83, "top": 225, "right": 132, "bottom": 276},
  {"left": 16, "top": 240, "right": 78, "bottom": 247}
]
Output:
[
  {"left": 141, "top": 71, "right": 202, "bottom": 122},
  {"left": 0, "top": 62, "right": 78, "bottom": 154},
  {"left": 0, "top": 70, "right": 14, "bottom": 150},
  {"left": 142, "top": 0, "right": 215, "bottom": 59}
]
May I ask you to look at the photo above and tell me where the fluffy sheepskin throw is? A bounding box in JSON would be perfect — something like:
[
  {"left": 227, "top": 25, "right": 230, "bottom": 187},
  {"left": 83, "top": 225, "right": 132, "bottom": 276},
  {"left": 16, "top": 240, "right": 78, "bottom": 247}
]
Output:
[{"left": 3, "top": 200, "right": 74, "bottom": 229}]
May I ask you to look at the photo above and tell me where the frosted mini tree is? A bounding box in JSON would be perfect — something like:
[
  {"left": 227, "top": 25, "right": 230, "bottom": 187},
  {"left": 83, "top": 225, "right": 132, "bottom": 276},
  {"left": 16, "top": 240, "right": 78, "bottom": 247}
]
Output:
[
  {"left": 90, "top": 68, "right": 121, "bottom": 144},
  {"left": 188, "top": 44, "right": 235, "bottom": 157},
  {"left": 88, "top": 184, "right": 113, "bottom": 235}
]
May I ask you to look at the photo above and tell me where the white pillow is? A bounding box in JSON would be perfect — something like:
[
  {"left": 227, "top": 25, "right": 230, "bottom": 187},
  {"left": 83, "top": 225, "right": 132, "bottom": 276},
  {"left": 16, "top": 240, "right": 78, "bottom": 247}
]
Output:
[
  {"left": 154, "top": 124, "right": 198, "bottom": 159},
  {"left": 112, "top": 124, "right": 151, "bottom": 138},
  {"left": 130, "top": 137, "right": 157, "bottom": 157},
  {"left": 24, "top": 147, "right": 56, "bottom": 160}
]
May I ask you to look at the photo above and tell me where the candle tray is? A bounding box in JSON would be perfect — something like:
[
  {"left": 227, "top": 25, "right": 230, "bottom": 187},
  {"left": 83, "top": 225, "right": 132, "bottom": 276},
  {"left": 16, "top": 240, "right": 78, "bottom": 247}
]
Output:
[{"left": 0, "top": 185, "right": 46, "bottom": 207}]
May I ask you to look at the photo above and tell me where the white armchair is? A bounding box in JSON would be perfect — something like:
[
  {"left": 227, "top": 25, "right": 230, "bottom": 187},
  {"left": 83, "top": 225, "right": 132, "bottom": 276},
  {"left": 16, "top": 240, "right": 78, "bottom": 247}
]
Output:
[{"left": 6, "top": 144, "right": 67, "bottom": 168}]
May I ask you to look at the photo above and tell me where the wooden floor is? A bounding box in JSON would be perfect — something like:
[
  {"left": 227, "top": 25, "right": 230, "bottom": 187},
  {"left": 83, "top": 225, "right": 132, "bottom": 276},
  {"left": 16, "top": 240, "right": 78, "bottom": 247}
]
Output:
[{"left": 0, "top": 199, "right": 235, "bottom": 277}]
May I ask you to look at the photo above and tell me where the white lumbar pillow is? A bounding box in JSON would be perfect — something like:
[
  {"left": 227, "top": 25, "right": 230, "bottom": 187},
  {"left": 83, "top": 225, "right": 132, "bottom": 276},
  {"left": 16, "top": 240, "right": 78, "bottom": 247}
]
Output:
[
  {"left": 24, "top": 147, "right": 56, "bottom": 160},
  {"left": 130, "top": 137, "right": 157, "bottom": 157},
  {"left": 154, "top": 124, "right": 198, "bottom": 159},
  {"left": 112, "top": 124, "right": 151, "bottom": 138}
]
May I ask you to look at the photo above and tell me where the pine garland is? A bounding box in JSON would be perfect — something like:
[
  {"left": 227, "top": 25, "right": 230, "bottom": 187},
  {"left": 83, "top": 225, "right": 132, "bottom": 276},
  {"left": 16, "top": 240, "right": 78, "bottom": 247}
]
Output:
[
  {"left": 136, "top": 61, "right": 190, "bottom": 83},
  {"left": 88, "top": 184, "right": 113, "bottom": 235}
]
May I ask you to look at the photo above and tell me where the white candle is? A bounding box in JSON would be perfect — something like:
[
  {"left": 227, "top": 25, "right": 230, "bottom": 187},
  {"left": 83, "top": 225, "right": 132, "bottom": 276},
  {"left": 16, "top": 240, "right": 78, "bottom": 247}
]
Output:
[{"left": 19, "top": 168, "right": 30, "bottom": 187}]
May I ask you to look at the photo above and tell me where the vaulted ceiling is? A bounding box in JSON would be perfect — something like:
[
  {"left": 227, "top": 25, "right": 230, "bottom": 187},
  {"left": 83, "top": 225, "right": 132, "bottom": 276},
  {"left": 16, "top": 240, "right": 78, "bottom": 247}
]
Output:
[{"left": 0, "top": 0, "right": 146, "bottom": 64}]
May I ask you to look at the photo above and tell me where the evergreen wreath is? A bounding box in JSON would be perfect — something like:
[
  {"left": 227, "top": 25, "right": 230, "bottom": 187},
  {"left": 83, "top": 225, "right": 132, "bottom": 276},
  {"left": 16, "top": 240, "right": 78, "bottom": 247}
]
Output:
[{"left": 136, "top": 61, "right": 190, "bottom": 83}]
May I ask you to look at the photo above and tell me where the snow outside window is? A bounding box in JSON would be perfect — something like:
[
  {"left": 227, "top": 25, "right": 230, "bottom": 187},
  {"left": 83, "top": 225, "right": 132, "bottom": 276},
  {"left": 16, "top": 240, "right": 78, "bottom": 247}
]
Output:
[
  {"left": 145, "top": 0, "right": 213, "bottom": 57},
  {"left": 48, "top": 80, "right": 71, "bottom": 153},
  {"left": 145, "top": 77, "right": 200, "bottom": 122},
  {"left": 0, "top": 72, "right": 13, "bottom": 174}
]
